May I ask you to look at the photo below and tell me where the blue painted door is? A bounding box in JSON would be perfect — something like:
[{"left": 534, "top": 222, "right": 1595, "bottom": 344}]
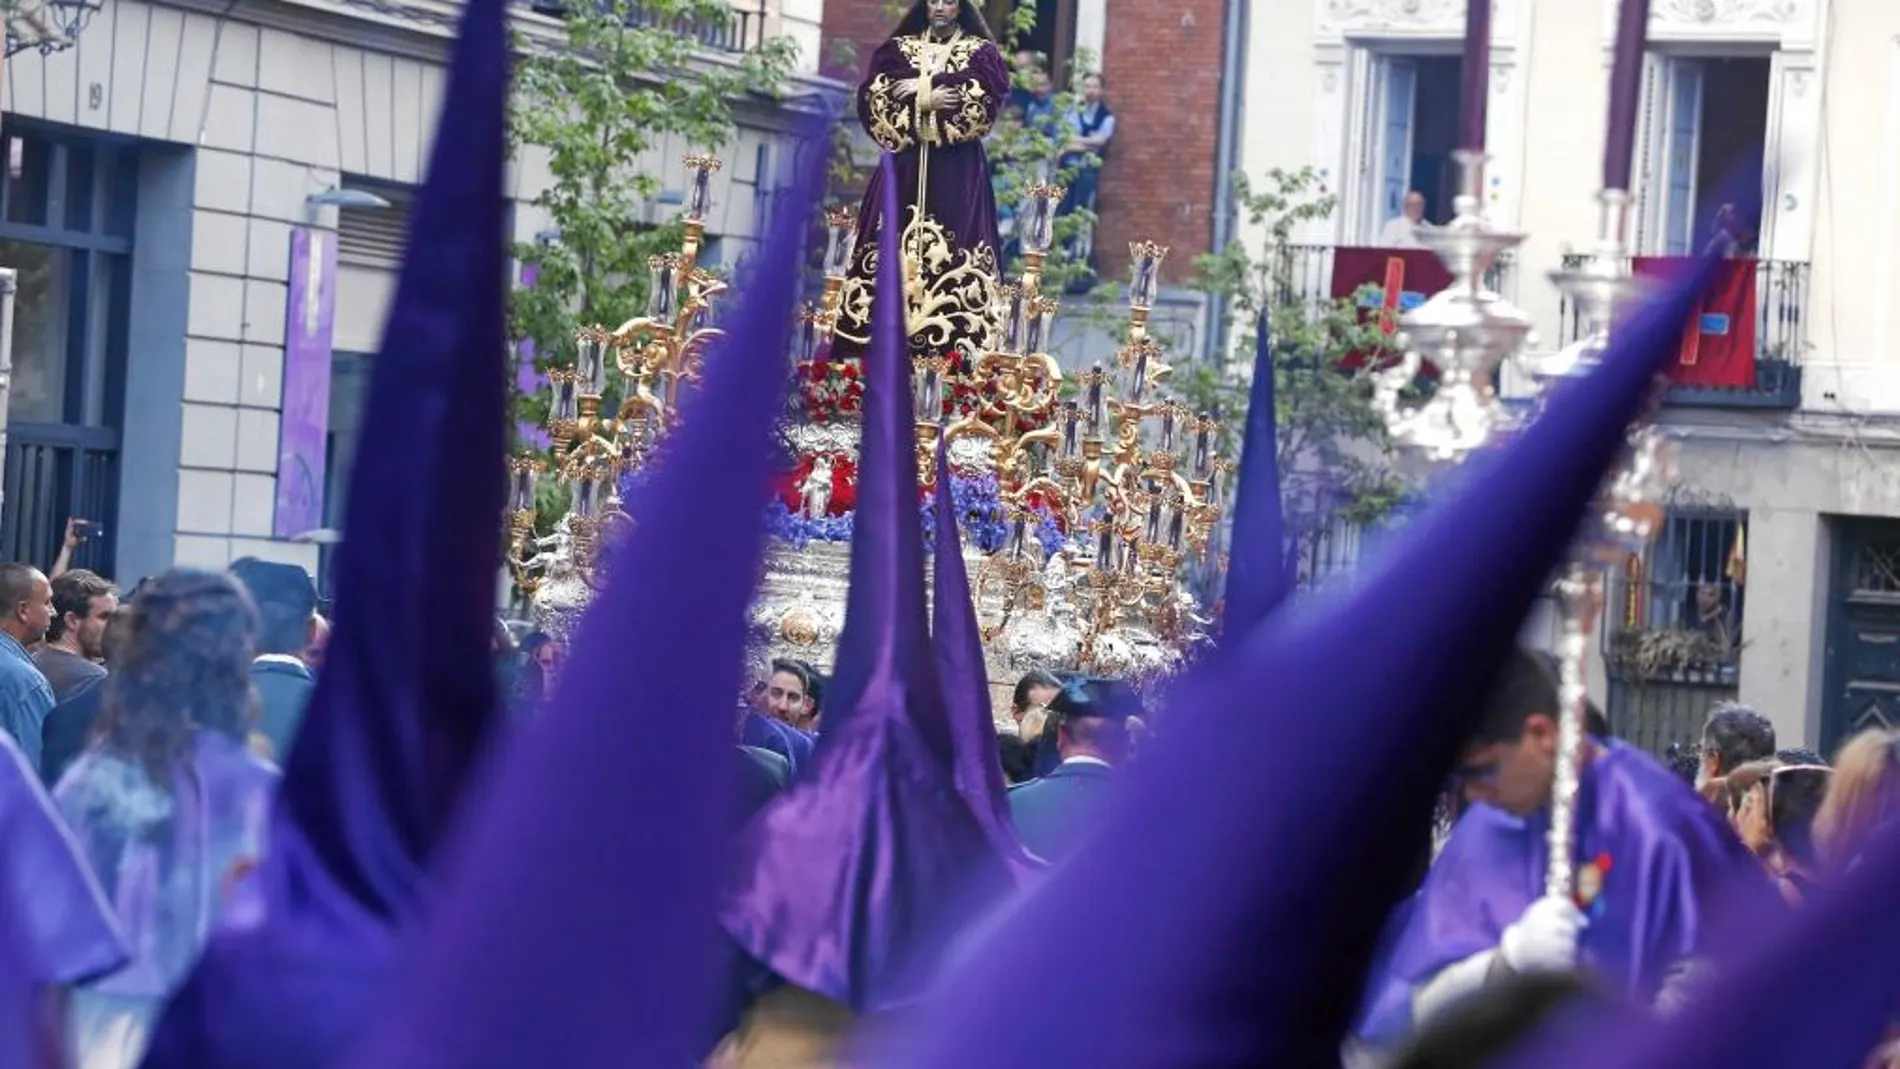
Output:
[{"left": 1822, "top": 519, "right": 1900, "bottom": 753}]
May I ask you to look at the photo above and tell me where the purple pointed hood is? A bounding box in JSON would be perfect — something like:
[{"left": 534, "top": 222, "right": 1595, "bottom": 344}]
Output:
[
  {"left": 873, "top": 257, "right": 1727, "bottom": 1067},
  {"left": 1221, "top": 309, "right": 1293, "bottom": 642},
  {"left": 143, "top": 0, "right": 509, "bottom": 1063},
  {"left": 931, "top": 438, "right": 1033, "bottom": 871},
  {"left": 350, "top": 124, "right": 828, "bottom": 1069},
  {"left": 719, "top": 154, "right": 1001, "bottom": 1013}
]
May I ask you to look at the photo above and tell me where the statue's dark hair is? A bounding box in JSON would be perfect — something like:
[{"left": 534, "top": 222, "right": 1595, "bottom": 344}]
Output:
[{"left": 891, "top": 0, "right": 995, "bottom": 41}]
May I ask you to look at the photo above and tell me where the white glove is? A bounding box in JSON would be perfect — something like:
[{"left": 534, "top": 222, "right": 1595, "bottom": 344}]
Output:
[{"left": 1498, "top": 895, "right": 1587, "bottom": 974}]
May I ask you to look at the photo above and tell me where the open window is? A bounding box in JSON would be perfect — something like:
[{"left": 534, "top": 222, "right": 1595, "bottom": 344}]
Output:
[
  {"left": 1347, "top": 52, "right": 1467, "bottom": 243},
  {"left": 1633, "top": 55, "right": 1770, "bottom": 257}
]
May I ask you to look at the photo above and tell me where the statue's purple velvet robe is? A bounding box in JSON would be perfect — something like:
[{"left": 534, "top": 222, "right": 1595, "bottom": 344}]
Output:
[
  {"left": 833, "top": 32, "right": 1007, "bottom": 360},
  {"left": 1354, "top": 743, "right": 1770, "bottom": 1048}
]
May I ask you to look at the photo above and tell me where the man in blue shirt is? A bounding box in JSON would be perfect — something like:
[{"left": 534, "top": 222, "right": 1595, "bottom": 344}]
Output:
[{"left": 0, "top": 564, "right": 55, "bottom": 771}]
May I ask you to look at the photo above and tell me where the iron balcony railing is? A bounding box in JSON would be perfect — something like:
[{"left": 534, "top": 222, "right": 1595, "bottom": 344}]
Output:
[
  {"left": 524, "top": 0, "right": 768, "bottom": 53},
  {"left": 1, "top": 422, "right": 120, "bottom": 577},
  {"left": 1558, "top": 255, "right": 1808, "bottom": 409},
  {"left": 1273, "top": 243, "right": 1514, "bottom": 319}
]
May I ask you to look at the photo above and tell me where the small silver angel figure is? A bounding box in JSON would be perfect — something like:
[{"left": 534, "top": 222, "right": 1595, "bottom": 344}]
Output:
[
  {"left": 800, "top": 455, "right": 836, "bottom": 521},
  {"left": 522, "top": 516, "right": 575, "bottom": 579}
]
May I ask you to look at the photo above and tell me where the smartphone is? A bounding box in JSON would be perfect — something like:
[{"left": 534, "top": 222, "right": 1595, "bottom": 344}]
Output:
[{"left": 72, "top": 519, "right": 95, "bottom": 540}]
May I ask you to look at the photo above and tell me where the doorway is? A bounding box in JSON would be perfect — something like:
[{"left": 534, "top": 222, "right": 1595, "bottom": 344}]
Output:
[{"left": 1821, "top": 518, "right": 1900, "bottom": 754}]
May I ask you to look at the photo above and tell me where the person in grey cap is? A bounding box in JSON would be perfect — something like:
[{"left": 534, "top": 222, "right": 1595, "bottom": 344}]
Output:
[{"left": 228, "top": 558, "right": 319, "bottom": 759}]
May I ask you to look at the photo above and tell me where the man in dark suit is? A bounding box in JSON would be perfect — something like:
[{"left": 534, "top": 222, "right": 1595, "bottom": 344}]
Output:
[
  {"left": 229, "top": 558, "right": 320, "bottom": 760},
  {"left": 1008, "top": 678, "right": 1135, "bottom": 862}
]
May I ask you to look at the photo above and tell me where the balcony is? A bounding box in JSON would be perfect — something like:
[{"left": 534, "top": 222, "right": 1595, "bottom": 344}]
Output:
[
  {"left": 1274, "top": 244, "right": 1514, "bottom": 315},
  {"left": 523, "top": 0, "right": 769, "bottom": 54},
  {"left": 1558, "top": 256, "right": 1808, "bottom": 410}
]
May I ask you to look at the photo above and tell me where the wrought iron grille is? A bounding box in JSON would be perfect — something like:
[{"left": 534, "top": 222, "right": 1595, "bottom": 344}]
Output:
[{"left": 1602, "top": 497, "right": 1747, "bottom": 754}]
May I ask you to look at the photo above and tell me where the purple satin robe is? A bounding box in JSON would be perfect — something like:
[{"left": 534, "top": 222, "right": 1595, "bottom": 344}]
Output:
[
  {"left": 0, "top": 731, "right": 124, "bottom": 987},
  {"left": 1355, "top": 743, "right": 1768, "bottom": 1046},
  {"left": 833, "top": 33, "right": 1007, "bottom": 360},
  {"left": 53, "top": 730, "right": 276, "bottom": 1063}
]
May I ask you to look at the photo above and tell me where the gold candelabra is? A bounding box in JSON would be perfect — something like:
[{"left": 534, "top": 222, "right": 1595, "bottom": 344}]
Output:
[{"left": 508, "top": 155, "right": 728, "bottom": 595}]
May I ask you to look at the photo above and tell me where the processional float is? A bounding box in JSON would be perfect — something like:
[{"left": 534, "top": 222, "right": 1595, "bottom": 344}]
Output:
[{"left": 506, "top": 155, "right": 1231, "bottom": 719}]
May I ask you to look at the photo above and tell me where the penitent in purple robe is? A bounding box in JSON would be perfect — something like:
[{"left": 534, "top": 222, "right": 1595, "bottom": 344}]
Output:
[
  {"left": 832, "top": 32, "right": 1008, "bottom": 362},
  {"left": 53, "top": 729, "right": 276, "bottom": 1065},
  {"left": 1354, "top": 742, "right": 1769, "bottom": 1048}
]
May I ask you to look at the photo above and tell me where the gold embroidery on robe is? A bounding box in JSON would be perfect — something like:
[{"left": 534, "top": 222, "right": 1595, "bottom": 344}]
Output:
[
  {"left": 864, "top": 74, "right": 916, "bottom": 153},
  {"left": 834, "top": 206, "right": 998, "bottom": 355},
  {"left": 938, "top": 81, "right": 991, "bottom": 145}
]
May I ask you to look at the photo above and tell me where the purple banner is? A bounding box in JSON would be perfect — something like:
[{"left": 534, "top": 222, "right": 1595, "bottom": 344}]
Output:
[{"left": 273, "top": 226, "right": 339, "bottom": 539}]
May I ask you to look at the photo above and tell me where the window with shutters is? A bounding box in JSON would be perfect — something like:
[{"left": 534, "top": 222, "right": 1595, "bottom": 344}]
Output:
[{"left": 337, "top": 180, "right": 415, "bottom": 271}]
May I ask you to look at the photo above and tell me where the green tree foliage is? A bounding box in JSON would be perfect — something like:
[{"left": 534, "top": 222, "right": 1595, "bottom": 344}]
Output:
[
  {"left": 508, "top": 0, "right": 800, "bottom": 436},
  {"left": 1176, "top": 166, "right": 1411, "bottom": 550}
]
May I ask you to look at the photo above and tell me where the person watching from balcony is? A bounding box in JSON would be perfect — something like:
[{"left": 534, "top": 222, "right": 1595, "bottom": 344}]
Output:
[
  {"left": 1702, "top": 202, "right": 1745, "bottom": 258},
  {"left": 1379, "top": 191, "right": 1430, "bottom": 248},
  {"left": 1006, "top": 48, "right": 1043, "bottom": 116},
  {"left": 1058, "top": 72, "right": 1114, "bottom": 211}
]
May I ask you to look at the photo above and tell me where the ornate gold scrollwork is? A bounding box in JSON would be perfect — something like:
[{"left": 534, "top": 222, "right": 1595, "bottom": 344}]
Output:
[{"left": 836, "top": 206, "right": 998, "bottom": 358}]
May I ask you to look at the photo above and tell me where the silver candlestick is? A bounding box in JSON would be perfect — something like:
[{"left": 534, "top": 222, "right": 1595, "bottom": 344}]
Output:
[
  {"left": 1534, "top": 187, "right": 1675, "bottom": 902},
  {"left": 1374, "top": 150, "right": 1534, "bottom": 462}
]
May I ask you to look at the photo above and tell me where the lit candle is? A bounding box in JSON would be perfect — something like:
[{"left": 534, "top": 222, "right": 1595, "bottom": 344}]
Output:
[
  {"left": 1192, "top": 423, "right": 1213, "bottom": 479},
  {"left": 1158, "top": 405, "right": 1177, "bottom": 452},
  {"left": 648, "top": 256, "right": 679, "bottom": 319},
  {"left": 1001, "top": 286, "right": 1027, "bottom": 354},
  {"left": 1129, "top": 345, "right": 1149, "bottom": 403},
  {"left": 575, "top": 474, "right": 603, "bottom": 519},
  {"left": 1459, "top": 0, "right": 1491, "bottom": 152},
  {"left": 550, "top": 375, "right": 578, "bottom": 425},
  {"left": 795, "top": 306, "right": 819, "bottom": 361},
  {"left": 1023, "top": 190, "right": 1056, "bottom": 255},
  {"left": 1095, "top": 525, "right": 1114, "bottom": 572},
  {"left": 915, "top": 366, "right": 942, "bottom": 421},
  {"left": 1024, "top": 299, "right": 1049, "bottom": 355},
  {"left": 1059, "top": 401, "right": 1081, "bottom": 458},
  {"left": 1603, "top": 0, "right": 1653, "bottom": 191},
  {"left": 1085, "top": 367, "right": 1106, "bottom": 435},
  {"left": 511, "top": 462, "right": 537, "bottom": 513},
  {"left": 687, "top": 162, "right": 715, "bottom": 222},
  {"left": 574, "top": 332, "right": 607, "bottom": 395},
  {"left": 823, "top": 212, "right": 855, "bottom": 276},
  {"left": 1167, "top": 505, "right": 1185, "bottom": 550},
  {"left": 1145, "top": 495, "right": 1163, "bottom": 544},
  {"left": 1009, "top": 515, "right": 1028, "bottom": 559}
]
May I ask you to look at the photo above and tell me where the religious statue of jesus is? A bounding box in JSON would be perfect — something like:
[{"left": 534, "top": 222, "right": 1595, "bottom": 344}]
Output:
[{"left": 832, "top": 0, "right": 1008, "bottom": 363}]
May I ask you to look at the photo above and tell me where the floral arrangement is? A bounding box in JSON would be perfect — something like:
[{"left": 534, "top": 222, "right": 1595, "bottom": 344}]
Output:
[
  {"left": 794, "top": 350, "right": 1053, "bottom": 432},
  {"left": 764, "top": 468, "right": 1068, "bottom": 558}
]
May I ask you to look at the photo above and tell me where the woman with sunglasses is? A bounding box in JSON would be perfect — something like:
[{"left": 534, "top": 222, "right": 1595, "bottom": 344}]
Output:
[{"left": 1725, "top": 759, "right": 1832, "bottom": 905}]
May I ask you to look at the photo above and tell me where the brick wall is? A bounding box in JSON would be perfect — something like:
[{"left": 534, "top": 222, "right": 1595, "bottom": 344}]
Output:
[
  {"left": 820, "top": 0, "right": 1233, "bottom": 287},
  {"left": 1098, "top": 0, "right": 1228, "bottom": 286},
  {"left": 819, "top": 0, "right": 897, "bottom": 83}
]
